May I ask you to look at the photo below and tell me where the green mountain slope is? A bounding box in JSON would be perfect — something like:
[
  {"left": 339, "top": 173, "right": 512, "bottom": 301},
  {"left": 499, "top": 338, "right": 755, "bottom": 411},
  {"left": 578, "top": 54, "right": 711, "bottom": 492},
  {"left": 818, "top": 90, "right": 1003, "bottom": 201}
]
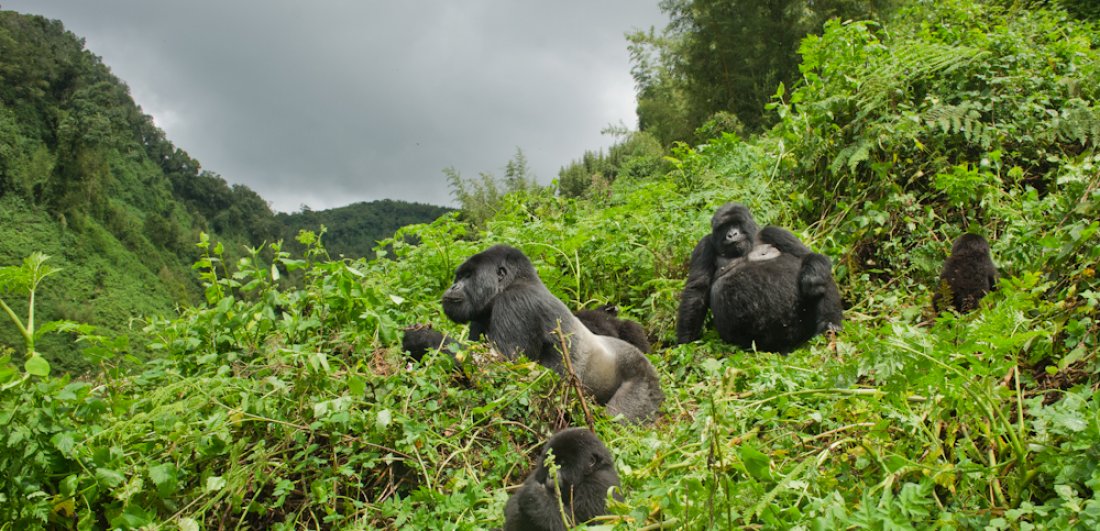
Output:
[
  {"left": 0, "top": 11, "right": 449, "bottom": 370},
  {"left": 276, "top": 199, "right": 453, "bottom": 259},
  {"left": 1, "top": 1, "right": 1098, "bottom": 529}
]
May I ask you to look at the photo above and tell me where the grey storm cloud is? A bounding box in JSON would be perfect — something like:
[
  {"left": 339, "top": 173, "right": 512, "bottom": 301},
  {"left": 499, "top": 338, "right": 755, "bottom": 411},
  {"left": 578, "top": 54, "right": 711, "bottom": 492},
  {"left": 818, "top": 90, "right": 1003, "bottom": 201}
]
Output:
[{"left": 4, "top": 1, "right": 667, "bottom": 212}]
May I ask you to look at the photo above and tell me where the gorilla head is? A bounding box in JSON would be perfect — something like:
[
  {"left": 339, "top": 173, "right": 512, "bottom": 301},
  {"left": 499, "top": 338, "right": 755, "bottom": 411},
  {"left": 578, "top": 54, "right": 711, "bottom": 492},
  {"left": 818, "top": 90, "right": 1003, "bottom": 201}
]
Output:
[
  {"left": 933, "top": 233, "right": 998, "bottom": 313},
  {"left": 711, "top": 203, "right": 759, "bottom": 260},
  {"left": 441, "top": 245, "right": 664, "bottom": 422},
  {"left": 676, "top": 203, "right": 842, "bottom": 352},
  {"left": 401, "top": 324, "right": 459, "bottom": 363},
  {"left": 442, "top": 245, "right": 534, "bottom": 327},
  {"left": 504, "top": 428, "right": 621, "bottom": 530}
]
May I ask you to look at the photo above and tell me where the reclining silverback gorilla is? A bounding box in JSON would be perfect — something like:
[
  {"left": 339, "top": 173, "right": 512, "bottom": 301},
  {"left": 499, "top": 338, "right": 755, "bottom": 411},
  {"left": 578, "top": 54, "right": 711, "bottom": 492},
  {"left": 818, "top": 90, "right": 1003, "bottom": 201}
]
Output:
[
  {"left": 403, "top": 305, "right": 650, "bottom": 360},
  {"left": 676, "top": 203, "right": 843, "bottom": 353},
  {"left": 504, "top": 427, "right": 621, "bottom": 530},
  {"left": 441, "top": 245, "right": 663, "bottom": 422}
]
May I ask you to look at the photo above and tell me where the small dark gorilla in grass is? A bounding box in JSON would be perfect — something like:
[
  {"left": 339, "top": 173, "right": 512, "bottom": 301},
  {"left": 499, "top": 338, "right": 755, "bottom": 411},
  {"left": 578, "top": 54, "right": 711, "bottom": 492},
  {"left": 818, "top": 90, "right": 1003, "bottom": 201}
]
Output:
[
  {"left": 933, "top": 233, "right": 999, "bottom": 313},
  {"left": 442, "top": 245, "right": 663, "bottom": 422},
  {"left": 573, "top": 305, "right": 651, "bottom": 353},
  {"left": 504, "top": 427, "right": 621, "bottom": 531},
  {"left": 401, "top": 323, "right": 459, "bottom": 362},
  {"left": 676, "top": 203, "right": 843, "bottom": 353}
]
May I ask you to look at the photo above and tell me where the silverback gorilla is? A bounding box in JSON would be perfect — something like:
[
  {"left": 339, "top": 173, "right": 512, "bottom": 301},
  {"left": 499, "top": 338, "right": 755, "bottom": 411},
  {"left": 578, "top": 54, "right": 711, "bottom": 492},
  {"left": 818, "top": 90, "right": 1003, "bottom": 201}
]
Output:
[
  {"left": 676, "top": 203, "right": 843, "bottom": 353},
  {"left": 933, "top": 233, "right": 998, "bottom": 313},
  {"left": 442, "top": 245, "right": 663, "bottom": 422},
  {"left": 504, "top": 428, "right": 621, "bottom": 530}
]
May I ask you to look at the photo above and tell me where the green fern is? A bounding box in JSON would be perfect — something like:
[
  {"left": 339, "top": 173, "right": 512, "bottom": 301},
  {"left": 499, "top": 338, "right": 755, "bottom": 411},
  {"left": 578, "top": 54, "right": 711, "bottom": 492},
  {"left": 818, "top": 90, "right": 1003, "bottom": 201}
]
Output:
[
  {"left": 1051, "top": 99, "right": 1100, "bottom": 146},
  {"left": 922, "top": 101, "right": 993, "bottom": 147}
]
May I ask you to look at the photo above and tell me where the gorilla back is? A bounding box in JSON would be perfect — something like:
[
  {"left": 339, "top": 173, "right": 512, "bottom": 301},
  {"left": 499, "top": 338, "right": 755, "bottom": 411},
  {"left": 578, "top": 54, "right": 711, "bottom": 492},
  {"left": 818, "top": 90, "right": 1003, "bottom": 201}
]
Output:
[
  {"left": 710, "top": 252, "right": 821, "bottom": 352},
  {"left": 441, "top": 245, "right": 663, "bottom": 422}
]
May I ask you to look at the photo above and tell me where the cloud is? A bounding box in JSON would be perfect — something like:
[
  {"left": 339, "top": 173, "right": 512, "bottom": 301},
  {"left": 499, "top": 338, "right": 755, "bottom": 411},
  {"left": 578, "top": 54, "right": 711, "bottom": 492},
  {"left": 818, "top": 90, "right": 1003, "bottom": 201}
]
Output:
[{"left": 5, "top": 1, "right": 666, "bottom": 212}]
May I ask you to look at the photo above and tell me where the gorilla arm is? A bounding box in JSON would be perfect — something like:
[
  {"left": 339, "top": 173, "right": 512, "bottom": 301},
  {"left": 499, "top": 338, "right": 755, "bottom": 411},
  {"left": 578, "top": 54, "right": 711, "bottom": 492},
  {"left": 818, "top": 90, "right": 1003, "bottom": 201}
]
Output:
[
  {"left": 758, "top": 225, "right": 813, "bottom": 257},
  {"left": 676, "top": 237, "right": 717, "bottom": 343}
]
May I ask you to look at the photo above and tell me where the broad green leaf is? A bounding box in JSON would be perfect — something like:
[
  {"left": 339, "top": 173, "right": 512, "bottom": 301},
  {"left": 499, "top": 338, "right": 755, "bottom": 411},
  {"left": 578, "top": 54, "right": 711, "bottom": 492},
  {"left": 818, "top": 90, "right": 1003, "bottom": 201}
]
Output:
[{"left": 24, "top": 354, "right": 50, "bottom": 377}]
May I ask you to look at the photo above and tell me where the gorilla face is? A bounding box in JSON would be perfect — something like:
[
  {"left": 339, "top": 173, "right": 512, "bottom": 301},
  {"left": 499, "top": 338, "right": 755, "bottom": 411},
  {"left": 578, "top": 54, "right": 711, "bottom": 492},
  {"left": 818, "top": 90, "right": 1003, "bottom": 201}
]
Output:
[
  {"left": 441, "top": 245, "right": 526, "bottom": 323},
  {"left": 711, "top": 203, "right": 759, "bottom": 259}
]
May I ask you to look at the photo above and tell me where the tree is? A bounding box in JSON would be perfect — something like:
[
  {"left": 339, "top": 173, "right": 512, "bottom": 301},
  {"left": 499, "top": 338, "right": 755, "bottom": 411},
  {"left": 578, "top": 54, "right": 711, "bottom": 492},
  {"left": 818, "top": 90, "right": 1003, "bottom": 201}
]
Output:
[
  {"left": 630, "top": 0, "right": 895, "bottom": 144},
  {"left": 446, "top": 148, "right": 539, "bottom": 227}
]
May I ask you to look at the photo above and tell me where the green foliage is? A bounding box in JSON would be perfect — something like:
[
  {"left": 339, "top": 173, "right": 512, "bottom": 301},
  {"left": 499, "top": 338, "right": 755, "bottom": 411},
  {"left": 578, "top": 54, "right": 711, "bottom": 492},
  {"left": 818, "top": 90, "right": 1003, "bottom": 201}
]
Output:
[
  {"left": 445, "top": 147, "right": 541, "bottom": 227},
  {"left": 557, "top": 130, "right": 667, "bottom": 198},
  {"left": 275, "top": 199, "right": 452, "bottom": 259},
  {"left": 2, "top": 1, "right": 1100, "bottom": 528},
  {"left": 630, "top": 0, "right": 895, "bottom": 144}
]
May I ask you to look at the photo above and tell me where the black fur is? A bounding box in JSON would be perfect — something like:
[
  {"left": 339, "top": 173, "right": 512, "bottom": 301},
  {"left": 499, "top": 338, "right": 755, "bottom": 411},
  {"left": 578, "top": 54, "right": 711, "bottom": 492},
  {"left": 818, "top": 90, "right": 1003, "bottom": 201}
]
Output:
[
  {"left": 933, "top": 233, "right": 998, "bottom": 313},
  {"left": 676, "top": 203, "right": 843, "bottom": 353},
  {"left": 504, "top": 428, "right": 621, "bottom": 531},
  {"left": 574, "top": 305, "right": 651, "bottom": 353},
  {"left": 401, "top": 324, "right": 460, "bottom": 362},
  {"left": 442, "top": 245, "right": 663, "bottom": 422}
]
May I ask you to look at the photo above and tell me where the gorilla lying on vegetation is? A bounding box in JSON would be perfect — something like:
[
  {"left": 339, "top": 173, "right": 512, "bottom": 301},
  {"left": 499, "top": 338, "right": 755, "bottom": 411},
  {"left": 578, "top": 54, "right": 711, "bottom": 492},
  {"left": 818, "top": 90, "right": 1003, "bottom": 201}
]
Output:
[
  {"left": 573, "top": 305, "right": 651, "bottom": 353},
  {"left": 504, "top": 427, "right": 621, "bottom": 531},
  {"left": 676, "top": 203, "right": 843, "bottom": 353},
  {"left": 440, "top": 245, "right": 663, "bottom": 422},
  {"left": 933, "top": 233, "right": 998, "bottom": 313},
  {"left": 404, "top": 305, "right": 651, "bottom": 360}
]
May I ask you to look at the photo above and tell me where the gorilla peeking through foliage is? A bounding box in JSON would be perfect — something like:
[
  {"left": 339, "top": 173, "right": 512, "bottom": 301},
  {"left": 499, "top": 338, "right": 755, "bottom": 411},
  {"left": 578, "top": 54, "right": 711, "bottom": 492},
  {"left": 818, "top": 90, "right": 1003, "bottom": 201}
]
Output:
[
  {"left": 440, "top": 244, "right": 664, "bottom": 422},
  {"left": 573, "top": 305, "right": 651, "bottom": 353},
  {"left": 933, "top": 233, "right": 998, "bottom": 313},
  {"left": 504, "top": 427, "right": 621, "bottom": 531},
  {"left": 676, "top": 203, "right": 843, "bottom": 353},
  {"left": 401, "top": 323, "right": 460, "bottom": 362}
]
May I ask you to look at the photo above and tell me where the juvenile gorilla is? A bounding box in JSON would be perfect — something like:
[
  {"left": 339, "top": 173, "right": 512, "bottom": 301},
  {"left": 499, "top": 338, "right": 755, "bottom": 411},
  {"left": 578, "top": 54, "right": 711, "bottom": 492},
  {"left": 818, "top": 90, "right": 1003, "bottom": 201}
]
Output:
[
  {"left": 401, "top": 324, "right": 460, "bottom": 362},
  {"left": 573, "top": 305, "right": 651, "bottom": 353},
  {"left": 504, "top": 428, "right": 621, "bottom": 531},
  {"left": 442, "top": 245, "right": 663, "bottom": 422},
  {"left": 676, "top": 203, "right": 843, "bottom": 353},
  {"left": 933, "top": 233, "right": 998, "bottom": 313}
]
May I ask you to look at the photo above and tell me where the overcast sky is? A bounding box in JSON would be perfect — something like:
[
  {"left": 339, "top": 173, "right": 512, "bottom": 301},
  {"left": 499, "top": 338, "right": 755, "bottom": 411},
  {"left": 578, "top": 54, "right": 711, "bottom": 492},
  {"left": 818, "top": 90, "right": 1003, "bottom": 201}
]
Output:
[{"left": 4, "top": 1, "right": 667, "bottom": 212}]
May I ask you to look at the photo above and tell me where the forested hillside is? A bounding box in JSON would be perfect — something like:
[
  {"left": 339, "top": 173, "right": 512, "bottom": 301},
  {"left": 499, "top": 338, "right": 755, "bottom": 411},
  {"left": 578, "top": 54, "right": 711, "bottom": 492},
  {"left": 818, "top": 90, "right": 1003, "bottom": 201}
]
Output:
[
  {"left": 276, "top": 200, "right": 452, "bottom": 259},
  {"left": 2, "top": 0, "right": 1099, "bottom": 529},
  {"left": 0, "top": 12, "right": 449, "bottom": 370}
]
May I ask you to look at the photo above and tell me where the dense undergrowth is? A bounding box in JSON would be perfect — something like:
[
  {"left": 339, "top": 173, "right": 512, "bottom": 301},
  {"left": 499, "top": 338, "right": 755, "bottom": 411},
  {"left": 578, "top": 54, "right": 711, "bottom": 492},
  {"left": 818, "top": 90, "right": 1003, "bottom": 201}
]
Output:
[{"left": 1, "top": 1, "right": 1099, "bottom": 529}]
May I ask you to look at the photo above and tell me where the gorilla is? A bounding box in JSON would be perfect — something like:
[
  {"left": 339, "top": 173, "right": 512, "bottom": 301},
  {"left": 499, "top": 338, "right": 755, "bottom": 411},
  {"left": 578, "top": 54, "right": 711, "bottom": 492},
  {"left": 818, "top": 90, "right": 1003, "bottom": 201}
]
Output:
[
  {"left": 932, "top": 233, "right": 998, "bottom": 313},
  {"left": 442, "top": 245, "right": 663, "bottom": 422},
  {"left": 676, "top": 203, "right": 843, "bottom": 353},
  {"left": 401, "top": 323, "right": 460, "bottom": 362},
  {"left": 504, "top": 427, "right": 621, "bottom": 531},
  {"left": 573, "top": 305, "right": 651, "bottom": 353}
]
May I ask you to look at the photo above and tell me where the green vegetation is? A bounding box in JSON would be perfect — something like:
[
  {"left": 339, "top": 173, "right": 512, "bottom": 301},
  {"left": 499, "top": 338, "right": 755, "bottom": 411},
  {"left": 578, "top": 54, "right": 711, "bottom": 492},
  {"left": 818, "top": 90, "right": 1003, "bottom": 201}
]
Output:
[
  {"left": 0, "top": 11, "right": 450, "bottom": 372},
  {"left": 2, "top": 0, "right": 1099, "bottom": 529},
  {"left": 276, "top": 200, "right": 453, "bottom": 259}
]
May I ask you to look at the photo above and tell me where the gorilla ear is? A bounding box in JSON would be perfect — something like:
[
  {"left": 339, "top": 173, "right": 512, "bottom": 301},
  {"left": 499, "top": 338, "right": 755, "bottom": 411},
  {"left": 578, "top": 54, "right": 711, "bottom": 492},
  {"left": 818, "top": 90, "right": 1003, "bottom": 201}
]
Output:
[
  {"left": 587, "top": 452, "right": 600, "bottom": 471},
  {"left": 497, "top": 265, "right": 508, "bottom": 281}
]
